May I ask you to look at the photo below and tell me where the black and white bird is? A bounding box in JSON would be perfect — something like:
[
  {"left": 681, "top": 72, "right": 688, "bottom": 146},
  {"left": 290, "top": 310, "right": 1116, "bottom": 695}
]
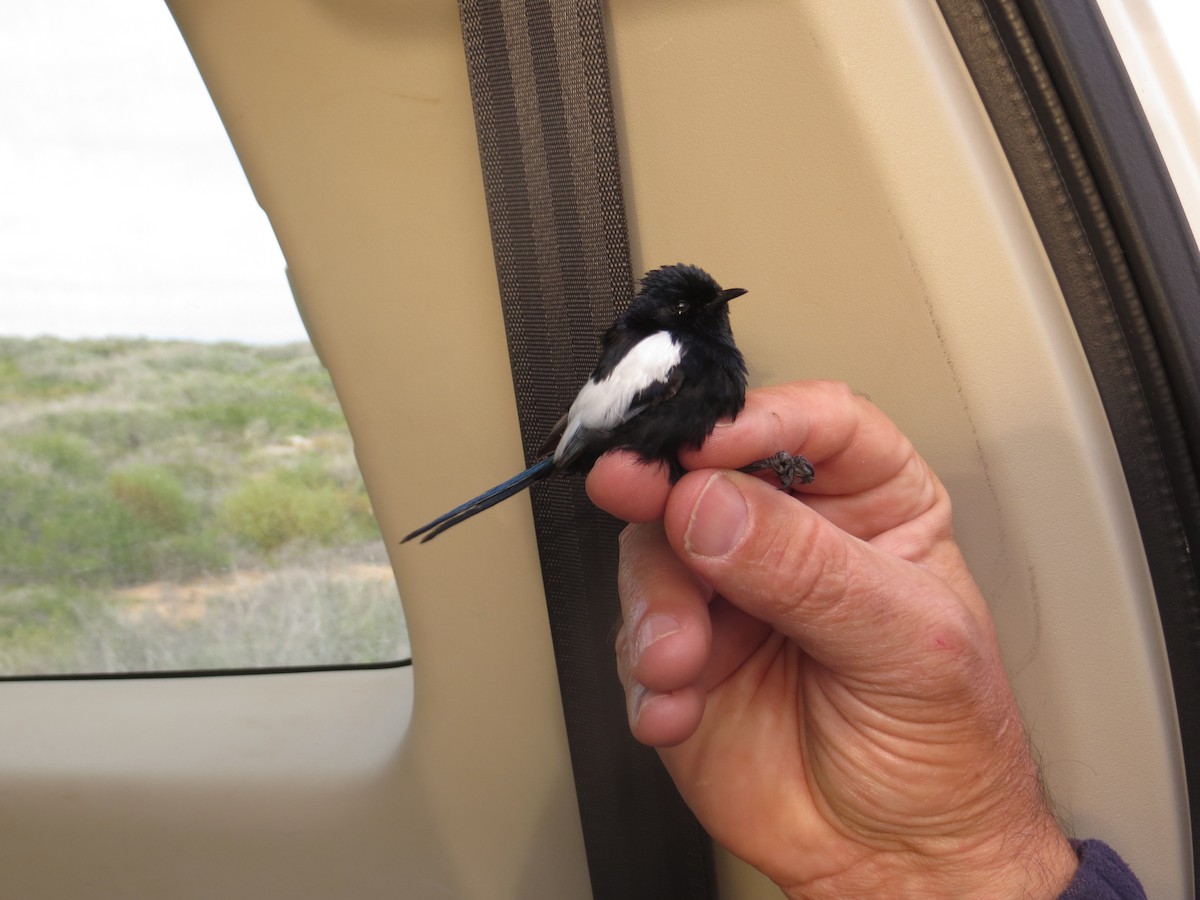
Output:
[{"left": 402, "top": 263, "right": 811, "bottom": 543}]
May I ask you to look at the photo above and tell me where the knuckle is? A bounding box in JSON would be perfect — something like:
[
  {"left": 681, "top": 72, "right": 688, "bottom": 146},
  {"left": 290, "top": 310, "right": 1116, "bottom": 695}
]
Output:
[{"left": 816, "top": 378, "right": 855, "bottom": 398}]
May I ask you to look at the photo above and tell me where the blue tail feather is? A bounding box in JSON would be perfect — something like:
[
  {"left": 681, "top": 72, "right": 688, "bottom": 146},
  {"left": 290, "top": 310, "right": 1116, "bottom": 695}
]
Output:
[{"left": 401, "top": 457, "right": 557, "bottom": 543}]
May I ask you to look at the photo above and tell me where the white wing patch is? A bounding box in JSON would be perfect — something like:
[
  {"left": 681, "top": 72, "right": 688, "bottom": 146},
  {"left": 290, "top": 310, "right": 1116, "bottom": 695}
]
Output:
[{"left": 555, "top": 330, "right": 682, "bottom": 462}]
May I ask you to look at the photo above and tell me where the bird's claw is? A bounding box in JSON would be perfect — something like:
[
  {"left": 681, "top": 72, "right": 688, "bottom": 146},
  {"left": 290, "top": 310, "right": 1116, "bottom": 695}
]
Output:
[{"left": 739, "top": 451, "right": 814, "bottom": 490}]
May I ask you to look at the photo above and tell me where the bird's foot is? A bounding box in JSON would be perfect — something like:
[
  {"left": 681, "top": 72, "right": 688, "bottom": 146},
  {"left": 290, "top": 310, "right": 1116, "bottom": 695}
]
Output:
[{"left": 738, "top": 451, "right": 814, "bottom": 490}]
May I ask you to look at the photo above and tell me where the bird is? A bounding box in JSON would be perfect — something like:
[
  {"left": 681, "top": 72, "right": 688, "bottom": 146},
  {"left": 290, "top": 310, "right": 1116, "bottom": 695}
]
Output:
[{"left": 401, "top": 263, "right": 812, "bottom": 543}]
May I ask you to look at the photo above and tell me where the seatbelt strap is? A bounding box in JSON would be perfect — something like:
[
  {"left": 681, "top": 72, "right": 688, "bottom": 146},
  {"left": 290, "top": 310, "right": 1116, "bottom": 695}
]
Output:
[{"left": 456, "top": 1, "right": 717, "bottom": 896}]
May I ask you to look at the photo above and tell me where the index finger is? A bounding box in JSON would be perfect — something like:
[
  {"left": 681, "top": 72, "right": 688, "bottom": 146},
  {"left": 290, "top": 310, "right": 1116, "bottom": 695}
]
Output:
[
  {"left": 587, "top": 380, "right": 930, "bottom": 534},
  {"left": 680, "top": 381, "right": 914, "bottom": 496},
  {"left": 586, "top": 451, "right": 672, "bottom": 523}
]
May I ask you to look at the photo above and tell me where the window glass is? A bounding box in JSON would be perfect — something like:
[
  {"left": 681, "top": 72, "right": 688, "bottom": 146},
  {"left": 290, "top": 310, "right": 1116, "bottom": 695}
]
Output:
[
  {"left": 1095, "top": 0, "right": 1200, "bottom": 238},
  {"left": 0, "top": 3, "right": 409, "bottom": 674}
]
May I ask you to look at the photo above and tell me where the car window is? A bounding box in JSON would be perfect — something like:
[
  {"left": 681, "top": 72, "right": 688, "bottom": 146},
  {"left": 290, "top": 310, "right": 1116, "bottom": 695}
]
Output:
[
  {"left": 0, "top": 2, "right": 409, "bottom": 675},
  {"left": 1096, "top": 0, "right": 1200, "bottom": 237}
]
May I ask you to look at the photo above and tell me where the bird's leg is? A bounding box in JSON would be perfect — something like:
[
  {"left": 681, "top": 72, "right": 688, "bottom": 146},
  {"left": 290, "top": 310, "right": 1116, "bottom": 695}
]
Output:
[{"left": 738, "top": 451, "right": 814, "bottom": 490}]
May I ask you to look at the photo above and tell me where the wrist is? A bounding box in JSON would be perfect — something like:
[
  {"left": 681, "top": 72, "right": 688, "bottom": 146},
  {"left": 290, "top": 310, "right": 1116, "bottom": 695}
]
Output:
[
  {"left": 777, "top": 781, "right": 1078, "bottom": 900},
  {"left": 778, "top": 824, "right": 1077, "bottom": 900},
  {"left": 935, "top": 809, "right": 1079, "bottom": 900}
]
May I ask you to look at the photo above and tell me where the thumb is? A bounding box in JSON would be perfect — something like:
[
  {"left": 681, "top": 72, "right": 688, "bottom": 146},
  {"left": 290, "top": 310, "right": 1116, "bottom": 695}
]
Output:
[{"left": 663, "top": 470, "right": 977, "bottom": 684}]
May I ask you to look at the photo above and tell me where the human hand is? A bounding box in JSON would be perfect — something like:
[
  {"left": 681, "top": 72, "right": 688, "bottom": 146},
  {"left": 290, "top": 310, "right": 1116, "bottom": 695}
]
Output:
[{"left": 586, "top": 382, "right": 1078, "bottom": 899}]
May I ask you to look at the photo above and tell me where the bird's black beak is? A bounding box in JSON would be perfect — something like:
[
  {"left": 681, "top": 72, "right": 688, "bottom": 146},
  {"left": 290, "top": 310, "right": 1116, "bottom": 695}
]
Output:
[{"left": 715, "top": 287, "right": 747, "bottom": 306}]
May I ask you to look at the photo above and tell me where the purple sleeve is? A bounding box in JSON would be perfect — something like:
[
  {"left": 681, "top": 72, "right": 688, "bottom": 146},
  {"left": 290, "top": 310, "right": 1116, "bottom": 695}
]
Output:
[{"left": 1058, "top": 839, "right": 1146, "bottom": 899}]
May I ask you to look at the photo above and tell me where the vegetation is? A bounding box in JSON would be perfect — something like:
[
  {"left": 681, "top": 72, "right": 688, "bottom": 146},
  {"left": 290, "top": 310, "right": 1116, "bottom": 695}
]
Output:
[{"left": 0, "top": 337, "right": 408, "bottom": 675}]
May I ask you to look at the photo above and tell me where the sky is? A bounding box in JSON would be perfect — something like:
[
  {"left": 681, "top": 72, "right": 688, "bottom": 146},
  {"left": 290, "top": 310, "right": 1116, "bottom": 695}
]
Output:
[
  {"left": 1, "top": 2, "right": 1198, "bottom": 345},
  {"left": 0, "top": 3, "right": 304, "bottom": 344},
  {"left": 1149, "top": 0, "right": 1200, "bottom": 84}
]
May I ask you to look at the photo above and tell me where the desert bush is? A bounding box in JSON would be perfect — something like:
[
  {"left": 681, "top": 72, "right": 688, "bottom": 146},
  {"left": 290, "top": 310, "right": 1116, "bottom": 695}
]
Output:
[
  {"left": 219, "top": 461, "right": 374, "bottom": 553},
  {"left": 41, "top": 406, "right": 180, "bottom": 455},
  {"left": 180, "top": 391, "right": 340, "bottom": 436},
  {"left": 107, "top": 464, "right": 194, "bottom": 533},
  {"left": 0, "top": 469, "right": 151, "bottom": 587},
  {"left": 11, "top": 430, "right": 100, "bottom": 477}
]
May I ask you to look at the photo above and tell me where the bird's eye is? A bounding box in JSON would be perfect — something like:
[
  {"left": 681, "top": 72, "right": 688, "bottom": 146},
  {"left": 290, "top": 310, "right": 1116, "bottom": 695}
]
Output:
[{"left": 674, "top": 301, "right": 688, "bottom": 315}]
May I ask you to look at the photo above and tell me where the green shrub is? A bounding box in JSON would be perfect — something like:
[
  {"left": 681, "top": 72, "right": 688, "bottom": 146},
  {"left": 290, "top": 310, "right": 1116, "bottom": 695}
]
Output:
[
  {"left": 42, "top": 407, "right": 178, "bottom": 455},
  {"left": 107, "top": 465, "right": 193, "bottom": 533},
  {"left": 144, "top": 529, "right": 232, "bottom": 581},
  {"left": 220, "top": 471, "right": 348, "bottom": 553},
  {"left": 11, "top": 431, "right": 100, "bottom": 477},
  {"left": 179, "top": 391, "right": 341, "bottom": 436},
  {"left": 0, "top": 463, "right": 222, "bottom": 589},
  {"left": 0, "top": 470, "right": 154, "bottom": 587}
]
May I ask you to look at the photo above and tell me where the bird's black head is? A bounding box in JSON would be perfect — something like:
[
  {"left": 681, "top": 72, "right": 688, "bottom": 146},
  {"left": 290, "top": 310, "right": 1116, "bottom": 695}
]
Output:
[{"left": 628, "top": 263, "right": 746, "bottom": 335}]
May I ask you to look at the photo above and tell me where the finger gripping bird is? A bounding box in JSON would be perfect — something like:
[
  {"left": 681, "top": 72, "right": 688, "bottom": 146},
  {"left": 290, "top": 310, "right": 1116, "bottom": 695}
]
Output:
[{"left": 402, "top": 263, "right": 812, "bottom": 543}]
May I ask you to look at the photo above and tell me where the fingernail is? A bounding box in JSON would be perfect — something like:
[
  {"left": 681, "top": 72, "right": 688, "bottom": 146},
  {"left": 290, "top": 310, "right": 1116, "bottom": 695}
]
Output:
[
  {"left": 636, "top": 614, "right": 681, "bottom": 659},
  {"left": 684, "top": 473, "right": 748, "bottom": 558},
  {"left": 629, "top": 680, "right": 651, "bottom": 726}
]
